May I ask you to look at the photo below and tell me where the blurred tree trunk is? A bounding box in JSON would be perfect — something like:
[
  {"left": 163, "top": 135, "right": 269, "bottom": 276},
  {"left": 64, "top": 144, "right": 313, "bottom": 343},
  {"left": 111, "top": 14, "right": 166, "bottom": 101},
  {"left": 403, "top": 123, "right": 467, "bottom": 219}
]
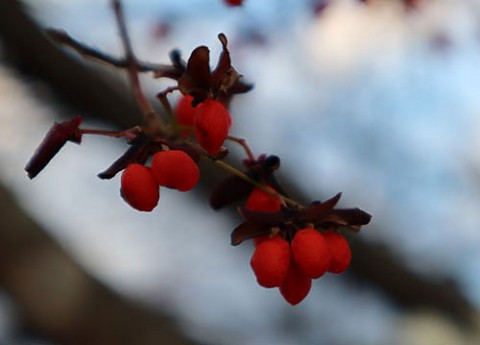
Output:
[{"left": 0, "top": 183, "right": 195, "bottom": 345}]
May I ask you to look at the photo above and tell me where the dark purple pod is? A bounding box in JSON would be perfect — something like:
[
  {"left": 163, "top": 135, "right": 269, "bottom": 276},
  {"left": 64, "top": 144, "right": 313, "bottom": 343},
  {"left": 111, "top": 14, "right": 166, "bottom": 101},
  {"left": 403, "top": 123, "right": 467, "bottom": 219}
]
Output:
[
  {"left": 231, "top": 221, "right": 270, "bottom": 246},
  {"left": 25, "top": 116, "right": 82, "bottom": 179},
  {"left": 97, "top": 134, "right": 151, "bottom": 180}
]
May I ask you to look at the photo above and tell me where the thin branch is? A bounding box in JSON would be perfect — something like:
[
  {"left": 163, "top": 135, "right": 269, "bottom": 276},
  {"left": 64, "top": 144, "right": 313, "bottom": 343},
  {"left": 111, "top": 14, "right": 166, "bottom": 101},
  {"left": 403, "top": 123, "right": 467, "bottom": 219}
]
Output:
[
  {"left": 81, "top": 126, "right": 141, "bottom": 140},
  {"left": 46, "top": 29, "right": 167, "bottom": 72},
  {"left": 157, "top": 87, "right": 179, "bottom": 131},
  {"left": 226, "top": 135, "right": 255, "bottom": 161},
  {"left": 111, "top": 0, "right": 164, "bottom": 133}
]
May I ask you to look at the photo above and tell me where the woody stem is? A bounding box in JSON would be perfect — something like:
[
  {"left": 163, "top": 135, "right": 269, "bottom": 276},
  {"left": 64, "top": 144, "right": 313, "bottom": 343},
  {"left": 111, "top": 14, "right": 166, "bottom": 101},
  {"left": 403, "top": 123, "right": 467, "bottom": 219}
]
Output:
[
  {"left": 112, "top": 0, "right": 166, "bottom": 134},
  {"left": 80, "top": 127, "right": 141, "bottom": 140}
]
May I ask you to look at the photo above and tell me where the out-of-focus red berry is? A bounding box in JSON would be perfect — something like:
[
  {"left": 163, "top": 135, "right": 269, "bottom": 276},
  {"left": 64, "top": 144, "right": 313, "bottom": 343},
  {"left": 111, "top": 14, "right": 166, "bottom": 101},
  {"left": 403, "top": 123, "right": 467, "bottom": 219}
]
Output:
[
  {"left": 175, "top": 95, "right": 196, "bottom": 136},
  {"left": 194, "top": 99, "right": 232, "bottom": 155},
  {"left": 250, "top": 235, "right": 290, "bottom": 288},
  {"left": 224, "top": 0, "right": 244, "bottom": 7},
  {"left": 151, "top": 150, "right": 200, "bottom": 192},
  {"left": 323, "top": 230, "right": 352, "bottom": 274},
  {"left": 120, "top": 164, "right": 159, "bottom": 211},
  {"left": 279, "top": 261, "right": 312, "bottom": 305},
  {"left": 253, "top": 235, "right": 270, "bottom": 247},
  {"left": 291, "top": 228, "right": 330, "bottom": 279},
  {"left": 245, "top": 186, "right": 281, "bottom": 212}
]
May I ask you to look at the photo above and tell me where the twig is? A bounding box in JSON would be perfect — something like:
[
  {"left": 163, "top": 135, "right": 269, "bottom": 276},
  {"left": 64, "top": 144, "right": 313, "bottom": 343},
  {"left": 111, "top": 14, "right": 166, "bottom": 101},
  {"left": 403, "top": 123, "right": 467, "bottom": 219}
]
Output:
[
  {"left": 46, "top": 29, "right": 166, "bottom": 72},
  {"left": 111, "top": 0, "right": 164, "bottom": 133},
  {"left": 226, "top": 135, "right": 255, "bottom": 161},
  {"left": 156, "top": 87, "right": 179, "bottom": 131},
  {"left": 81, "top": 126, "right": 141, "bottom": 140}
]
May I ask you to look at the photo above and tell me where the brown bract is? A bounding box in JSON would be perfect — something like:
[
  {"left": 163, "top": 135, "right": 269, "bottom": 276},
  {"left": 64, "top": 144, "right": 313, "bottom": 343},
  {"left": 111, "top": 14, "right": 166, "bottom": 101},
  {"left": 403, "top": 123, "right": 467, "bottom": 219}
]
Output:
[
  {"left": 231, "top": 192, "right": 372, "bottom": 245},
  {"left": 98, "top": 135, "right": 201, "bottom": 180},
  {"left": 25, "top": 116, "right": 83, "bottom": 179},
  {"left": 154, "top": 33, "right": 253, "bottom": 106}
]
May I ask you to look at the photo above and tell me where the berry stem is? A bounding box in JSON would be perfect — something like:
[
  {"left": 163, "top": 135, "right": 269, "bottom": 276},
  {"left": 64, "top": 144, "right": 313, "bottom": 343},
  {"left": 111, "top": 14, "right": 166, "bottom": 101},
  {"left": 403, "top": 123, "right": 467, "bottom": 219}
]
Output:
[
  {"left": 80, "top": 126, "right": 141, "bottom": 140},
  {"left": 226, "top": 135, "right": 255, "bottom": 161},
  {"left": 209, "top": 157, "right": 303, "bottom": 209},
  {"left": 112, "top": 0, "right": 166, "bottom": 135},
  {"left": 156, "top": 87, "right": 180, "bottom": 134}
]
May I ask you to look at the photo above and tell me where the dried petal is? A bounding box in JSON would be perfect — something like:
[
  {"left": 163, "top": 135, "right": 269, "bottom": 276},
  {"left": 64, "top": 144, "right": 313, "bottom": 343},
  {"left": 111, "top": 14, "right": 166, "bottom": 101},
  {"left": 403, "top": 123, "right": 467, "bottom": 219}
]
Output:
[
  {"left": 25, "top": 116, "right": 82, "bottom": 179},
  {"left": 238, "top": 207, "right": 285, "bottom": 226},
  {"left": 299, "top": 193, "right": 342, "bottom": 223},
  {"left": 98, "top": 134, "right": 151, "bottom": 179},
  {"left": 178, "top": 46, "right": 211, "bottom": 105},
  {"left": 319, "top": 208, "right": 372, "bottom": 232},
  {"left": 231, "top": 221, "right": 270, "bottom": 246}
]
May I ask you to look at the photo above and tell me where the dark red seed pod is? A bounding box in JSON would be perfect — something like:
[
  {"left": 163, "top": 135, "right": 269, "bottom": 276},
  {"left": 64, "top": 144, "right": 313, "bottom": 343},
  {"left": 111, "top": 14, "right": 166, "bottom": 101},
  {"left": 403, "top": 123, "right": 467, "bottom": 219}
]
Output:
[{"left": 25, "top": 116, "right": 82, "bottom": 179}]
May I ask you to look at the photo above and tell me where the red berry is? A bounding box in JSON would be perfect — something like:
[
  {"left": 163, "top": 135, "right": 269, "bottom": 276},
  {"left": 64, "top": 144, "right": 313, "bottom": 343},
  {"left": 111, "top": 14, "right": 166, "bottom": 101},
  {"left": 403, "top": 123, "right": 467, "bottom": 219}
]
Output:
[
  {"left": 279, "top": 262, "right": 312, "bottom": 305},
  {"left": 245, "top": 186, "right": 281, "bottom": 212},
  {"left": 151, "top": 150, "right": 200, "bottom": 192},
  {"left": 250, "top": 235, "right": 290, "bottom": 288},
  {"left": 323, "top": 230, "right": 351, "bottom": 274},
  {"left": 253, "top": 235, "right": 270, "bottom": 247},
  {"left": 224, "top": 0, "right": 244, "bottom": 6},
  {"left": 120, "top": 164, "right": 159, "bottom": 211},
  {"left": 174, "top": 95, "right": 196, "bottom": 136},
  {"left": 194, "top": 99, "right": 232, "bottom": 155},
  {"left": 291, "top": 228, "right": 330, "bottom": 279}
]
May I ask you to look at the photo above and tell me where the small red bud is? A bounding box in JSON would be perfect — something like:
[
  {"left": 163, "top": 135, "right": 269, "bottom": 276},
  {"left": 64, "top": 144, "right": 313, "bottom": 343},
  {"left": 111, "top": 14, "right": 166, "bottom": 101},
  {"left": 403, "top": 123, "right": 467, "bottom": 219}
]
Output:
[
  {"left": 250, "top": 235, "right": 290, "bottom": 288},
  {"left": 120, "top": 164, "right": 159, "bottom": 211},
  {"left": 279, "top": 262, "right": 312, "bottom": 305},
  {"left": 151, "top": 150, "right": 200, "bottom": 192},
  {"left": 291, "top": 228, "right": 330, "bottom": 279},
  {"left": 323, "top": 230, "right": 352, "bottom": 274},
  {"left": 194, "top": 99, "right": 232, "bottom": 155},
  {"left": 245, "top": 186, "right": 281, "bottom": 212},
  {"left": 175, "top": 95, "right": 196, "bottom": 136}
]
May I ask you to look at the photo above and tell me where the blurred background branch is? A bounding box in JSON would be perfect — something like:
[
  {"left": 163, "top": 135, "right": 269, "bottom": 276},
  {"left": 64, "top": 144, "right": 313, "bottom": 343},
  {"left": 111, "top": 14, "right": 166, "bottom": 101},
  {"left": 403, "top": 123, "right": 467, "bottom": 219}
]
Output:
[{"left": 0, "top": 182, "right": 195, "bottom": 345}]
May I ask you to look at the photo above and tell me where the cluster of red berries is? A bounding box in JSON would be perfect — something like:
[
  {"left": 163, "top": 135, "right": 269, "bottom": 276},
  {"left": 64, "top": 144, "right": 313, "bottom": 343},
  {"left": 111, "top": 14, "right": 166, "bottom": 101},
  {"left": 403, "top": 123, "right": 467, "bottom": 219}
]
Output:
[
  {"left": 174, "top": 95, "right": 232, "bottom": 155},
  {"left": 246, "top": 187, "right": 352, "bottom": 305},
  {"left": 26, "top": 19, "right": 372, "bottom": 310},
  {"left": 120, "top": 150, "right": 200, "bottom": 211},
  {"left": 119, "top": 94, "right": 232, "bottom": 211}
]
